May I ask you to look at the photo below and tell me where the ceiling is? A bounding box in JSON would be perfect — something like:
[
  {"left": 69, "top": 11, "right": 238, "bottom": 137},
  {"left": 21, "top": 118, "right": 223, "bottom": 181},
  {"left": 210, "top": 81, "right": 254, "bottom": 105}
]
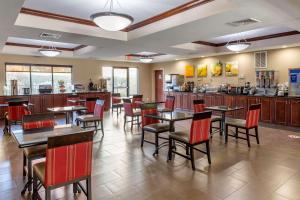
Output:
[
  {"left": 2, "top": 0, "right": 300, "bottom": 63},
  {"left": 7, "top": 37, "right": 80, "bottom": 49},
  {"left": 23, "top": 0, "right": 190, "bottom": 24}
]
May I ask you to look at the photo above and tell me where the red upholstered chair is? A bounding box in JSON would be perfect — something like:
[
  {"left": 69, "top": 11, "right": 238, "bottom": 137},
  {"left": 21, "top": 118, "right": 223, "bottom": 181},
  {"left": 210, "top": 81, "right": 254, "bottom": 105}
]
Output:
[
  {"left": 32, "top": 130, "right": 93, "bottom": 200},
  {"left": 111, "top": 93, "right": 123, "bottom": 117},
  {"left": 225, "top": 104, "right": 261, "bottom": 147},
  {"left": 85, "top": 97, "right": 98, "bottom": 114},
  {"left": 123, "top": 98, "right": 141, "bottom": 131},
  {"left": 168, "top": 111, "right": 212, "bottom": 170},
  {"left": 158, "top": 96, "right": 175, "bottom": 112},
  {"left": 21, "top": 113, "right": 55, "bottom": 194},
  {"left": 193, "top": 99, "right": 222, "bottom": 135},
  {"left": 132, "top": 94, "right": 143, "bottom": 109},
  {"left": 141, "top": 103, "right": 170, "bottom": 156},
  {"left": 4, "top": 100, "right": 31, "bottom": 134},
  {"left": 76, "top": 99, "right": 105, "bottom": 135}
]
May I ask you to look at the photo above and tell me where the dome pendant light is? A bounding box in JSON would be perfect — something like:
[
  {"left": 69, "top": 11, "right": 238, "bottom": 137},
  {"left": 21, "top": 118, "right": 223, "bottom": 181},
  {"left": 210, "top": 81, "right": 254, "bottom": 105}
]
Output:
[
  {"left": 226, "top": 39, "right": 251, "bottom": 52},
  {"left": 91, "top": 0, "right": 134, "bottom": 31},
  {"left": 39, "top": 48, "right": 61, "bottom": 57},
  {"left": 139, "top": 56, "right": 153, "bottom": 63}
]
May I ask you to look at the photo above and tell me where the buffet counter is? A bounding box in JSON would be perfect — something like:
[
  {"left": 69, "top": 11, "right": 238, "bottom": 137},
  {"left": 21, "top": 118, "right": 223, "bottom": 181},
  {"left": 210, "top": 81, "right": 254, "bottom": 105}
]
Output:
[
  {"left": 165, "top": 91, "right": 300, "bottom": 127},
  {"left": 0, "top": 92, "right": 111, "bottom": 117}
]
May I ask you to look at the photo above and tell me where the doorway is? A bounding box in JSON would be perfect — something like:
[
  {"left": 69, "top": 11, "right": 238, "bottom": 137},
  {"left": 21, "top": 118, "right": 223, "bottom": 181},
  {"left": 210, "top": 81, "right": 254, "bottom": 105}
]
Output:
[
  {"left": 113, "top": 68, "right": 128, "bottom": 97},
  {"left": 155, "top": 70, "right": 164, "bottom": 102}
]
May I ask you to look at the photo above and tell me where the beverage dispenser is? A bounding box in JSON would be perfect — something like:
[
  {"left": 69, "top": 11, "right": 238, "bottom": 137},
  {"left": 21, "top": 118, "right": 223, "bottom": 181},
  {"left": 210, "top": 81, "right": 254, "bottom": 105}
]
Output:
[{"left": 289, "top": 68, "right": 300, "bottom": 96}]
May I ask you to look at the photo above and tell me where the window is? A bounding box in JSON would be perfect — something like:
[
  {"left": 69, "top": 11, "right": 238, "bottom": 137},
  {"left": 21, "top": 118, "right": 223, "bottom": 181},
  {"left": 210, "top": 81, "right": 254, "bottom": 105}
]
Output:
[
  {"left": 102, "top": 66, "right": 113, "bottom": 92},
  {"left": 129, "top": 68, "right": 138, "bottom": 96},
  {"left": 101, "top": 66, "right": 139, "bottom": 96},
  {"left": 5, "top": 63, "right": 72, "bottom": 94}
]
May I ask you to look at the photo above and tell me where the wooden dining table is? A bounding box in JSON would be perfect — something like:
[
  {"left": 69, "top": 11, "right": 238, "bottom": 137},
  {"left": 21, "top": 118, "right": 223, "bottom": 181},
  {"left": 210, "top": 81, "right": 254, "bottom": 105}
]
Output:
[
  {"left": 11, "top": 124, "right": 86, "bottom": 193},
  {"left": 205, "top": 106, "right": 244, "bottom": 135},
  {"left": 47, "top": 105, "right": 87, "bottom": 124},
  {"left": 144, "top": 111, "right": 193, "bottom": 132}
]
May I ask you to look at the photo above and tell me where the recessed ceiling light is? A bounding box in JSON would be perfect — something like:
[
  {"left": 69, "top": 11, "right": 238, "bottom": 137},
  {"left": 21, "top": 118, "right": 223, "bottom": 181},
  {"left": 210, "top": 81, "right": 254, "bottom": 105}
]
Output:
[{"left": 282, "top": 45, "right": 288, "bottom": 48}]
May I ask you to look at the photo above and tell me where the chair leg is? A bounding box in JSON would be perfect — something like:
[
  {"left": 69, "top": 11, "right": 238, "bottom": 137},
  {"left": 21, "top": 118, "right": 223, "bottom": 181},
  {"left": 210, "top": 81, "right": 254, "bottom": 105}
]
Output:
[
  {"left": 32, "top": 171, "right": 38, "bottom": 200},
  {"left": 235, "top": 127, "right": 238, "bottom": 140},
  {"left": 154, "top": 133, "right": 159, "bottom": 155},
  {"left": 190, "top": 146, "right": 195, "bottom": 170},
  {"left": 101, "top": 121, "right": 104, "bottom": 135},
  {"left": 141, "top": 130, "right": 144, "bottom": 147},
  {"left": 23, "top": 153, "right": 26, "bottom": 177},
  {"left": 225, "top": 125, "right": 229, "bottom": 143},
  {"left": 123, "top": 116, "right": 126, "bottom": 130},
  {"left": 45, "top": 189, "right": 51, "bottom": 200},
  {"left": 206, "top": 141, "right": 211, "bottom": 165},
  {"left": 131, "top": 117, "right": 133, "bottom": 131},
  {"left": 168, "top": 138, "right": 173, "bottom": 161},
  {"left": 246, "top": 129, "right": 251, "bottom": 147},
  {"left": 186, "top": 145, "right": 190, "bottom": 155},
  {"left": 94, "top": 121, "right": 97, "bottom": 133},
  {"left": 28, "top": 158, "right": 32, "bottom": 192},
  {"left": 219, "top": 120, "right": 222, "bottom": 135},
  {"left": 255, "top": 126, "right": 260, "bottom": 144},
  {"left": 87, "top": 177, "right": 92, "bottom": 200}
]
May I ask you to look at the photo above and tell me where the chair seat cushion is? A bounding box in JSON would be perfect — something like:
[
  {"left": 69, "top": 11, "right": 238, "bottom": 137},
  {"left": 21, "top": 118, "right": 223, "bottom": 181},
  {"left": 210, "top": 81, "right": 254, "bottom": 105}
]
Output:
[
  {"left": 133, "top": 110, "right": 141, "bottom": 116},
  {"left": 226, "top": 118, "right": 246, "bottom": 128},
  {"left": 33, "top": 161, "right": 45, "bottom": 184},
  {"left": 112, "top": 103, "right": 123, "bottom": 108},
  {"left": 143, "top": 123, "right": 170, "bottom": 133},
  {"left": 211, "top": 115, "right": 222, "bottom": 122},
  {"left": 169, "top": 131, "right": 190, "bottom": 143},
  {"left": 76, "top": 115, "right": 101, "bottom": 122},
  {"left": 24, "top": 145, "right": 47, "bottom": 158}
]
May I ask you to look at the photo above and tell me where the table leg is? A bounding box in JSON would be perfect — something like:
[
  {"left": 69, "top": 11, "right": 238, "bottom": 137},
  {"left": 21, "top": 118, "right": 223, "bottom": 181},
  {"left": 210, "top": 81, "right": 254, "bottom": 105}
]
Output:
[
  {"left": 221, "top": 112, "right": 226, "bottom": 136},
  {"left": 66, "top": 112, "right": 70, "bottom": 124},
  {"left": 169, "top": 121, "right": 175, "bottom": 132}
]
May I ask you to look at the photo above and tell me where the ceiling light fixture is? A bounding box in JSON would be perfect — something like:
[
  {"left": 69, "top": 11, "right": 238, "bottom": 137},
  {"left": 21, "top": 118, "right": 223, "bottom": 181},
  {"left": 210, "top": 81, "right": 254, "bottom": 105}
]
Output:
[
  {"left": 39, "top": 47, "right": 61, "bottom": 57},
  {"left": 139, "top": 57, "right": 153, "bottom": 63},
  {"left": 91, "top": 0, "right": 133, "bottom": 31},
  {"left": 226, "top": 39, "right": 251, "bottom": 52},
  {"left": 39, "top": 34, "right": 61, "bottom": 57}
]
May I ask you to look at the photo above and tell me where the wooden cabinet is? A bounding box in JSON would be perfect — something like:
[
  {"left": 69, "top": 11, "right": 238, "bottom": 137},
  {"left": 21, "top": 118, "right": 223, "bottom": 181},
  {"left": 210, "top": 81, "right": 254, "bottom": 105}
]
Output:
[
  {"left": 30, "top": 95, "right": 42, "bottom": 114},
  {"left": 182, "top": 93, "right": 190, "bottom": 110},
  {"left": 204, "top": 94, "right": 213, "bottom": 107},
  {"left": 273, "top": 98, "right": 289, "bottom": 125},
  {"left": 41, "top": 95, "right": 54, "bottom": 113},
  {"left": 247, "top": 96, "right": 259, "bottom": 107},
  {"left": 289, "top": 99, "right": 300, "bottom": 127},
  {"left": 259, "top": 97, "right": 273, "bottom": 123},
  {"left": 189, "top": 94, "right": 198, "bottom": 111},
  {"left": 224, "top": 95, "right": 235, "bottom": 117},
  {"left": 54, "top": 94, "right": 67, "bottom": 107},
  {"left": 0, "top": 96, "right": 5, "bottom": 119},
  {"left": 213, "top": 94, "right": 223, "bottom": 106},
  {"left": 234, "top": 96, "right": 247, "bottom": 119},
  {"left": 174, "top": 93, "right": 182, "bottom": 109}
]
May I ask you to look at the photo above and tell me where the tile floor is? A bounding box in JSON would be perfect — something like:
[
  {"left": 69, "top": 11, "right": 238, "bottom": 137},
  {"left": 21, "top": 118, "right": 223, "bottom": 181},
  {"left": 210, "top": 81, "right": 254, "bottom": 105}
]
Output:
[{"left": 0, "top": 111, "right": 300, "bottom": 200}]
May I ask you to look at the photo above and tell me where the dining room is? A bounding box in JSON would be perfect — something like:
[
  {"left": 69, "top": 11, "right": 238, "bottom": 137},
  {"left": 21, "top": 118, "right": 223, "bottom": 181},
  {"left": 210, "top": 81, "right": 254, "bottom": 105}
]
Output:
[{"left": 1, "top": 0, "right": 300, "bottom": 200}]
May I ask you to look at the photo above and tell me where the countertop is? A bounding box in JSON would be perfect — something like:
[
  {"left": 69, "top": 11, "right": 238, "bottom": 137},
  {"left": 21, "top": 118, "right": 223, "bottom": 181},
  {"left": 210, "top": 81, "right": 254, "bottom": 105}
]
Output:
[
  {"left": 164, "top": 91, "right": 300, "bottom": 99},
  {"left": 1, "top": 91, "right": 110, "bottom": 97}
]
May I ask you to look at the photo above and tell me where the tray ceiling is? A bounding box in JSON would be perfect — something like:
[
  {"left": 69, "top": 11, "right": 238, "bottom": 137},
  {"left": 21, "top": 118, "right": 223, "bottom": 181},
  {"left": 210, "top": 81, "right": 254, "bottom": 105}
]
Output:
[{"left": 23, "top": 0, "right": 190, "bottom": 24}]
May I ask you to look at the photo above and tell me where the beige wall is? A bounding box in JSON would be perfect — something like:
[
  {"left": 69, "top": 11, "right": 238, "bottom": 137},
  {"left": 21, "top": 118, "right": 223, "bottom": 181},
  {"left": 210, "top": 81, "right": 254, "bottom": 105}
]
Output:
[
  {"left": 0, "top": 54, "right": 152, "bottom": 99},
  {"left": 150, "top": 46, "right": 300, "bottom": 98}
]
